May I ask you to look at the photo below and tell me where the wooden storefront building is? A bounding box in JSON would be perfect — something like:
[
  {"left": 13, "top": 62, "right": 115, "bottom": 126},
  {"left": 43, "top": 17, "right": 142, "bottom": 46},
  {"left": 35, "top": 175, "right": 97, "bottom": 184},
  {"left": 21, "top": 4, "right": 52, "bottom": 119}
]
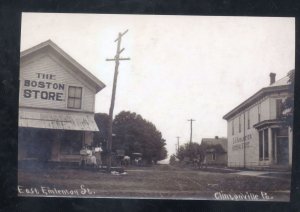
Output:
[{"left": 18, "top": 40, "right": 105, "bottom": 165}]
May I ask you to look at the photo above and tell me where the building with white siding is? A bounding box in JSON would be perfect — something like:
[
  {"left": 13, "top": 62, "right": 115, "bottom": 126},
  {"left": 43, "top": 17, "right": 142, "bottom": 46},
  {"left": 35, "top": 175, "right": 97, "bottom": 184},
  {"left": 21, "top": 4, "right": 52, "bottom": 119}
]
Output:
[
  {"left": 18, "top": 40, "right": 105, "bottom": 165},
  {"left": 223, "top": 72, "right": 293, "bottom": 169}
]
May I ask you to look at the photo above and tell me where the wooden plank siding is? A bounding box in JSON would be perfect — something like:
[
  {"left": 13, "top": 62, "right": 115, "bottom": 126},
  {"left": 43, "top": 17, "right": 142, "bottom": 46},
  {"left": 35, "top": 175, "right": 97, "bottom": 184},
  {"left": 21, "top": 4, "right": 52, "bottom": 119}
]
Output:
[{"left": 20, "top": 53, "right": 95, "bottom": 113}]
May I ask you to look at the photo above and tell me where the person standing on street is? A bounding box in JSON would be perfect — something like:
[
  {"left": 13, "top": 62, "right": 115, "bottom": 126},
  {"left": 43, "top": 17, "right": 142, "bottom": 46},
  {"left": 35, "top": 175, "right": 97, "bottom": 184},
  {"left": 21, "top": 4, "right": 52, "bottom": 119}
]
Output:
[{"left": 94, "top": 144, "right": 103, "bottom": 168}]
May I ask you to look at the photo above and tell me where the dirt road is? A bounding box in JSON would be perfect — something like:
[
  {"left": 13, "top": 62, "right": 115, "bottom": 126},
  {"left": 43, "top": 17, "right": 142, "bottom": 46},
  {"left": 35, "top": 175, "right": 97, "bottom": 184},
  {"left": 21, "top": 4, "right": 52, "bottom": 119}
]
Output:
[{"left": 18, "top": 165, "right": 291, "bottom": 201}]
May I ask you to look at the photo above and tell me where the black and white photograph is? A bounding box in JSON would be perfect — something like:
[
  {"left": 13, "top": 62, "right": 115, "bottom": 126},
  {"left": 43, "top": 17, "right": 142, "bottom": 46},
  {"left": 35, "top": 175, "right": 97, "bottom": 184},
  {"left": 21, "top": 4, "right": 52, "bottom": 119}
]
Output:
[{"left": 18, "top": 12, "right": 295, "bottom": 201}]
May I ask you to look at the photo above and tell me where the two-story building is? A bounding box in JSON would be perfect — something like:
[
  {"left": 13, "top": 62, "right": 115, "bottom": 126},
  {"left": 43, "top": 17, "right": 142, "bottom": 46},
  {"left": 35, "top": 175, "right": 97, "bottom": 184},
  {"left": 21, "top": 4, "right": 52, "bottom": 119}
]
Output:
[
  {"left": 223, "top": 72, "right": 293, "bottom": 169},
  {"left": 18, "top": 40, "right": 105, "bottom": 165}
]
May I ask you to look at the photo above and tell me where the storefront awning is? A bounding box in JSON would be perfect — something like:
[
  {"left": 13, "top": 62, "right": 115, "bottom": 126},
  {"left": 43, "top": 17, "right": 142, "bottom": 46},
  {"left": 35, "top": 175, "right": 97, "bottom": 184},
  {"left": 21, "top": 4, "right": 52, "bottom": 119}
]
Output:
[{"left": 19, "top": 109, "right": 99, "bottom": 131}]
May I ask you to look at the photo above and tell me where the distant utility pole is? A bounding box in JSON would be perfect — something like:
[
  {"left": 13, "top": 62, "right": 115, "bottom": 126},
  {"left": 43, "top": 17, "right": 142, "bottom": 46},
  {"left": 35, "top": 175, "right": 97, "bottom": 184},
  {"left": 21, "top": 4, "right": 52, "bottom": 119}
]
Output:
[
  {"left": 187, "top": 119, "right": 195, "bottom": 144},
  {"left": 106, "top": 29, "right": 130, "bottom": 172},
  {"left": 176, "top": 136, "right": 180, "bottom": 155}
]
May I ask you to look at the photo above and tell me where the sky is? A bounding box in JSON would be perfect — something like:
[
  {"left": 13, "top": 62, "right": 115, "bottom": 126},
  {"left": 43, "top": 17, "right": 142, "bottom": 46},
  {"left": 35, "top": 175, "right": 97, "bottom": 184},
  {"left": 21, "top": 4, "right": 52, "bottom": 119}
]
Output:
[{"left": 20, "top": 13, "right": 295, "bottom": 160}]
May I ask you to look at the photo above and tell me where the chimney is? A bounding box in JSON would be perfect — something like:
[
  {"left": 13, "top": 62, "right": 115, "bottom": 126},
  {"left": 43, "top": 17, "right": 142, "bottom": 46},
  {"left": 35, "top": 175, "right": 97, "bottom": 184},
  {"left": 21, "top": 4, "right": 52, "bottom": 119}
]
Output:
[{"left": 269, "top": 73, "right": 276, "bottom": 85}]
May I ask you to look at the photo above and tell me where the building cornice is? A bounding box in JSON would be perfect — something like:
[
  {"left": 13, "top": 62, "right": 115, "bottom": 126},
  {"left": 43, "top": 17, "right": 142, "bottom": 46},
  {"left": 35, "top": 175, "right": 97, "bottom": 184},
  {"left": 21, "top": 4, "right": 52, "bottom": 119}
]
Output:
[
  {"left": 253, "top": 119, "right": 284, "bottom": 130},
  {"left": 223, "top": 85, "right": 289, "bottom": 120}
]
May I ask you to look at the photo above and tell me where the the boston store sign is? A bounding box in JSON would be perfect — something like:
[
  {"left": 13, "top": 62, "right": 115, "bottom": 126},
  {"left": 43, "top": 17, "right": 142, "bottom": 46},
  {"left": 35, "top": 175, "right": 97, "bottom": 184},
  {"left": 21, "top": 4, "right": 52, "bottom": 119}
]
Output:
[{"left": 22, "top": 73, "right": 65, "bottom": 101}]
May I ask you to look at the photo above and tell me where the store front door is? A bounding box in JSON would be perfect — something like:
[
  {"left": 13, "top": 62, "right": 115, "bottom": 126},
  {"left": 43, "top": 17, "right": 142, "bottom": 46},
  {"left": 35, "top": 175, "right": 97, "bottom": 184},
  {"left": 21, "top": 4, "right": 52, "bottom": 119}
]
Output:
[
  {"left": 277, "top": 137, "right": 289, "bottom": 165},
  {"left": 24, "top": 128, "right": 53, "bottom": 162}
]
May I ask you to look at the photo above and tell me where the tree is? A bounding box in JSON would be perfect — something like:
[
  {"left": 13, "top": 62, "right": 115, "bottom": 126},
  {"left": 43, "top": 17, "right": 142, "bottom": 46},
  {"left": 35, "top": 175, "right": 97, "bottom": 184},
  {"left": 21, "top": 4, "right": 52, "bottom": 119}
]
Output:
[
  {"left": 177, "top": 145, "right": 185, "bottom": 161},
  {"left": 281, "top": 69, "right": 295, "bottom": 129},
  {"left": 112, "top": 111, "right": 168, "bottom": 164},
  {"left": 176, "top": 141, "right": 225, "bottom": 163},
  {"left": 176, "top": 142, "right": 206, "bottom": 162},
  {"left": 155, "top": 145, "right": 168, "bottom": 164}
]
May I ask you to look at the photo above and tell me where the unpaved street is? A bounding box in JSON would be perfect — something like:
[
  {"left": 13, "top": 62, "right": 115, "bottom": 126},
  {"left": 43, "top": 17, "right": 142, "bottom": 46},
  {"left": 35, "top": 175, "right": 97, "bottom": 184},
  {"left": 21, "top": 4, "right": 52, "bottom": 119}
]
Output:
[{"left": 18, "top": 165, "right": 291, "bottom": 201}]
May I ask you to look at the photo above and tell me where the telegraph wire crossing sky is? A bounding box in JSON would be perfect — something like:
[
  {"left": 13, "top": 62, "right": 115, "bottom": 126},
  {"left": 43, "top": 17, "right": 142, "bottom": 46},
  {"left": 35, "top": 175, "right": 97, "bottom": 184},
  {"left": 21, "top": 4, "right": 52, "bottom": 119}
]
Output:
[{"left": 21, "top": 13, "right": 295, "bottom": 159}]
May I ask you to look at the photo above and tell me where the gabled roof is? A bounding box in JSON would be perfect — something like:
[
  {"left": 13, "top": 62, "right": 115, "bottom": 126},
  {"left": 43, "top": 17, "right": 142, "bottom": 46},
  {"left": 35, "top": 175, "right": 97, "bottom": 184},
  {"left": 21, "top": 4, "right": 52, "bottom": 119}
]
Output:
[
  {"left": 201, "top": 137, "right": 227, "bottom": 152},
  {"left": 269, "top": 75, "right": 290, "bottom": 87},
  {"left": 206, "top": 144, "right": 226, "bottom": 153},
  {"left": 21, "top": 40, "right": 105, "bottom": 93},
  {"left": 223, "top": 73, "right": 291, "bottom": 120}
]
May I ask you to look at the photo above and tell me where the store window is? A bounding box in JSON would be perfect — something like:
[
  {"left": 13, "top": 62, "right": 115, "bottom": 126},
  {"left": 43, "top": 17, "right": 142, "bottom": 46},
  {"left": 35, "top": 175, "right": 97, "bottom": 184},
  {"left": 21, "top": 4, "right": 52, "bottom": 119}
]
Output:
[
  {"left": 23, "top": 129, "right": 54, "bottom": 161},
  {"left": 264, "top": 129, "right": 269, "bottom": 160},
  {"left": 272, "top": 129, "right": 276, "bottom": 159},
  {"left": 60, "top": 131, "right": 83, "bottom": 155},
  {"left": 238, "top": 116, "right": 241, "bottom": 133},
  {"left": 276, "top": 99, "right": 283, "bottom": 119},
  {"left": 278, "top": 127, "right": 288, "bottom": 137},
  {"left": 259, "top": 129, "right": 269, "bottom": 161},
  {"left": 247, "top": 110, "right": 250, "bottom": 129},
  {"left": 212, "top": 152, "right": 216, "bottom": 161},
  {"left": 68, "top": 86, "right": 82, "bottom": 109},
  {"left": 259, "top": 131, "right": 263, "bottom": 160},
  {"left": 258, "top": 104, "right": 261, "bottom": 122}
]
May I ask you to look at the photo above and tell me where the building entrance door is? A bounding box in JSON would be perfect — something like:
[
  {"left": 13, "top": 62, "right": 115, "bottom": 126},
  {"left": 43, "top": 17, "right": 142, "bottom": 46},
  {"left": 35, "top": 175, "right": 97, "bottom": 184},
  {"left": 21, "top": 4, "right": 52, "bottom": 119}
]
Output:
[
  {"left": 277, "top": 137, "right": 289, "bottom": 165},
  {"left": 26, "top": 129, "right": 53, "bottom": 162}
]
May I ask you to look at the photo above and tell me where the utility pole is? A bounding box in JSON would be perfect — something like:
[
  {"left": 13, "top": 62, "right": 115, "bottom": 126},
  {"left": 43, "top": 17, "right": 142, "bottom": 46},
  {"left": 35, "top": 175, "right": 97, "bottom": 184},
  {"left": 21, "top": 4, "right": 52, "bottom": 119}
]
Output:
[
  {"left": 187, "top": 119, "right": 195, "bottom": 144},
  {"left": 176, "top": 136, "right": 180, "bottom": 155},
  {"left": 106, "top": 29, "right": 130, "bottom": 172}
]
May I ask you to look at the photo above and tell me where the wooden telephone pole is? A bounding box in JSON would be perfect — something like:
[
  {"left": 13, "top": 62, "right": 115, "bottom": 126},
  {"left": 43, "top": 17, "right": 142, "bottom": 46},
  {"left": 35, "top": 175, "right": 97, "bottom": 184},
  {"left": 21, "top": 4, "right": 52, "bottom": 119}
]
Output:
[
  {"left": 187, "top": 119, "right": 195, "bottom": 144},
  {"left": 176, "top": 136, "right": 180, "bottom": 155},
  {"left": 106, "top": 29, "right": 130, "bottom": 171}
]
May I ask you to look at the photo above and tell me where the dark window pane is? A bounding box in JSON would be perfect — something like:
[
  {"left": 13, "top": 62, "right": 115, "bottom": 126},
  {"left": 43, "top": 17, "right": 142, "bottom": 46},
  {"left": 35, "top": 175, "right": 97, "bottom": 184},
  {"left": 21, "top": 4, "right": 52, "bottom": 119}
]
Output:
[
  {"left": 258, "top": 104, "right": 261, "bottom": 122},
  {"left": 272, "top": 129, "right": 276, "bottom": 159},
  {"left": 276, "top": 99, "right": 283, "bottom": 119},
  {"left": 212, "top": 153, "right": 216, "bottom": 160},
  {"left": 278, "top": 128, "right": 288, "bottom": 136},
  {"left": 264, "top": 129, "right": 269, "bottom": 159},
  {"left": 259, "top": 131, "right": 263, "bottom": 160},
  {"left": 247, "top": 111, "right": 250, "bottom": 129},
  {"left": 60, "top": 131, "right": 83, "bottom": 155}
]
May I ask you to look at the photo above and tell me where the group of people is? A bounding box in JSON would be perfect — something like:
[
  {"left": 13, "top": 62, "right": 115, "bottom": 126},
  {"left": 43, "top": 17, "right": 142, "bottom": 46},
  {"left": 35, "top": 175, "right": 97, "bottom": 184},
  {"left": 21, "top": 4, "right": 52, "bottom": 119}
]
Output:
[
  {"left": 80, "top": 145, "right": 103, "bottom": 168},
  {"left": 79, "top": 145, "right": 144, "bottom": 168},
  {"left": 134, "top": 157, "right": 142, "bottom": 166},
  {"left": 193, "top": 155, "right": 207, "bottom": 169},
  {"left": 121, "top": 155, "right": 131, "bottom": 166},
  {"left": 119, "top": 156, "right": 143, "bottom": 167}
]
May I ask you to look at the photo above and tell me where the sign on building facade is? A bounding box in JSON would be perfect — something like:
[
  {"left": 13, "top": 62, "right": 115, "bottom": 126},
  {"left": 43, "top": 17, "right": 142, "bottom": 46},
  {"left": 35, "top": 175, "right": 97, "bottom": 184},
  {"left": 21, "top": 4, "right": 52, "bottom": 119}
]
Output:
[{"left": 18, "top": 40, "right": 105, "bottom": 164}]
